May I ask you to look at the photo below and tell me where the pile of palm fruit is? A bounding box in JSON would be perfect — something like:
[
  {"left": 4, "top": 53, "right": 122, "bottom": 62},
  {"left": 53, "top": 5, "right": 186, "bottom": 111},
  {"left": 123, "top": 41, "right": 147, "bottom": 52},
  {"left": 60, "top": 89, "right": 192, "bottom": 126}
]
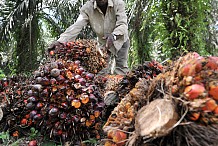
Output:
[
  {"left": 0, "top": 39, "right": 108, "bottom": 145},
  {"left": 1, "top": 38, "right": 218, "bottom": 146},
  {"left": 102, "top": 52, "right": 218, "bottom": 146}
]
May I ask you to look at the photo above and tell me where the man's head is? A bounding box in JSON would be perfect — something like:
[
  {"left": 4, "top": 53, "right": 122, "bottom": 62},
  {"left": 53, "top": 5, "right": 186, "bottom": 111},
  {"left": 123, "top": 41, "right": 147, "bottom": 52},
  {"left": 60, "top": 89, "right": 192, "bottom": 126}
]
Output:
[{"left": 96, "top": 0, "right": 108, "bottom": 7}]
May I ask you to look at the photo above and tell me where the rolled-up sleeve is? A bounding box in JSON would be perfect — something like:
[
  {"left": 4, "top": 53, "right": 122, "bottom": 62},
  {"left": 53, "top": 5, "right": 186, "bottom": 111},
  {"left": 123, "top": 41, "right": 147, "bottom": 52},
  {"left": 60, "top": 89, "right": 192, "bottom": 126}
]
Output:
[
  {"left": 112, "top": 0, "right": 129, "bottom": 52},
  {"left": 57, "top": 6, "right": 89, "bottom": 43},
  {"left": 113, "top": 1, "right": 128, "bottom": 41}
]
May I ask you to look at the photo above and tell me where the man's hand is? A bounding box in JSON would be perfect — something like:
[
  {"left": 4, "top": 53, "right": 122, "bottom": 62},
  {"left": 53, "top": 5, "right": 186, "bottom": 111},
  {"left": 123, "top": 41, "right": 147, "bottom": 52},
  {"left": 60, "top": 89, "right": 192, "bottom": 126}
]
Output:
[
  {"left": 103, "top": 33, "right": 115, "bottom": 49},
  {"left": 47, "top": 41, "right": 63, "bottom": 52}
]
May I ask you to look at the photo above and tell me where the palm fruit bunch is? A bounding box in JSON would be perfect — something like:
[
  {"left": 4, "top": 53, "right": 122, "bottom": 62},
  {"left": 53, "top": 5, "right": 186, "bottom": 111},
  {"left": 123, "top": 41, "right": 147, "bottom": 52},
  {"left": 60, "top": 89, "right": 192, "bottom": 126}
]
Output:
[
  {"left": 170, "top": 52, "right": 218, "bottom": 124},
  {"left": 102, "top": 61, "right": 164, "bottom": 146},
  {"left": 48, "top": 39, "right": 107, "bottom": 74},
  {"left": 95, "top": 60, "right": 164, "bottom": 100},
  {"left": 0, "top": 75, "right": 32, "bottom": 137},
  {"left": 103, "top": 78, "right": 149, "bottom": 146},
  {"left": 139, "top": 52, "right": 218, "bottom": 146},
  {"left": 20, "top": 59, "right": 105, "bottom": 143},
  {"left": 117, "top": 60, "right": 163, "bottom": 97}
]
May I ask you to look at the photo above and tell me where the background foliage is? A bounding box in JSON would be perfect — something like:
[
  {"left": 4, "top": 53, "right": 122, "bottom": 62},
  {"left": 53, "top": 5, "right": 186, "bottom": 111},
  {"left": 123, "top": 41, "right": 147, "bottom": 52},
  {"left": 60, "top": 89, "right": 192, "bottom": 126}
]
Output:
[{"left": 0, "top": 0, "right": 217, "bottom": 76}]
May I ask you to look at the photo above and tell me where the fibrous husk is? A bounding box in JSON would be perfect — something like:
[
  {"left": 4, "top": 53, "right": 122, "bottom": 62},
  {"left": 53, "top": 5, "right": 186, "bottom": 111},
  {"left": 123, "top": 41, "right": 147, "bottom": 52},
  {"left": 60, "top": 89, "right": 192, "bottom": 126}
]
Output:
[
  {"left": 135, "top": 98, "right": 178, "bottom": 137},
  {"left": 141, "top": 122, "right": 218, "bottom": 146},
  {"left": 126, "top": 98, "right": 178, "bottom": 146}
]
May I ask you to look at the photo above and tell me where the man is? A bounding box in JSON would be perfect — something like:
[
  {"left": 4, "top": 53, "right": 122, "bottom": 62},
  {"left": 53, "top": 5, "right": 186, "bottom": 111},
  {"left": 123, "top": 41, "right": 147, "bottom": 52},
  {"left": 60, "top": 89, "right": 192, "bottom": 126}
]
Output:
[{"left": 48, "top": 0, "right": 130, "bottom": 75}]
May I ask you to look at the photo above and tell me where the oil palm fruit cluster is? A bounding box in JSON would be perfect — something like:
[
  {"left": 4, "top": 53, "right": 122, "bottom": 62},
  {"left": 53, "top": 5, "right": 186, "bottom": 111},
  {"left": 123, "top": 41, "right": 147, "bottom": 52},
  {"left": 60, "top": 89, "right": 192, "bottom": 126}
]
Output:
[
  {"left": 0, "top": 76, "right": 31, "bottom": 137},
  {"left": 95, "top": 60, "right": 164, "bottom": 101},
  {"left": 171, "top": 52, "right": 218, "bottom": 124},
  {"left": 102, "top": 61, "right": 164, "bottom": 146},
  {"left": 21, "top": 59, "right": 105, "bottom": 143},
  {"left": 103, "top": 78, "right": 149, "bottom": 146},
  {"left": 48, "top": 39, "right": 107, "bottom": 74},
  {"left": 116, "top": 60, "right": 164, "bottom": 97}
]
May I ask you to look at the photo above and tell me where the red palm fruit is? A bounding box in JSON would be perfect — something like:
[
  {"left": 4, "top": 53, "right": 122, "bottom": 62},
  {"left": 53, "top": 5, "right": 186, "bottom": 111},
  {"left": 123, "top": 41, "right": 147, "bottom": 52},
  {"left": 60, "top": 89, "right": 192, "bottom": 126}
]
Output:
[
  {"left": 179, "top": 58, "right": 204, "bottom": 77},
  {"left": 57, "top": 130, "right": 63, "bottom": 136},
  {"left": 66, "top": 70, "right": 73, "bottom": 79},
  {"left": 49, "top": 50, "right": 55, "bottom": 56},
  {"left": 28, "top": 140, "right": 37, "bottom": 146},
  {"left": 86, "top": 47, "right": 91, "bottom": 53},
  {"left": 188, "top": 112, "right": 200, "bottom": 121},
  {"left": 179, "top": 63, "right": 195, "bottom": 77},
  {"left": 28, "top": 120, "right": 33, "bottom": 126},
  {"left": 36, "top": 102, "right": 43, "bottom": 109},
  {"left": 61, "top": 102, "right": 68, "bottom": 109},
  {"left": 194, "top": 74, "right": 202, "bottom": 82},
  {"left": 16, "top": 89, "right": 22, "bottom": 95},
  {"left": 66, "top": 42, "right": 73, "bottom": 48},
  {"left": 194, "top": 58, "right": 204, "bottom": 72},
  {"left": 213, "top": 106, "right": 218, "bottom": 115},
  {"left": 25, "top": 114, "right": 30, "bottom": 119},
  {"left": 94, "top": 122, "right": 101, "bottom": 130},
  {"left": 81, "top": 94, "right": 89, "bottom": 104},
  {"left": 54, "top": 121, "right": 61, "bottom": 129},
  {"left": 171, "top": 85, "right": 178, "bottom": 95},
  {"left": 206, "top": 57, "right": 218, "bottom": 70},
  {"left": 75, "top": 67, "right": 85, "bottom": 75},
  {"left": 71, "top": 99, "right": 81, "bottom": 108},
  {"left": 52, "top": 86, "right": 58, "bottom": 93},
  {"left": 208, "top": 81, "right": 218, "bottom": 100},
  {"left": 184, "top": 84, "right": 206, "bottom": 100},
  {"left": 107, "top": 130, "right": 115, "bottom": 139},
  {"left": 20, "top": 118, "right": 28, "bottom": 126},
  {"left": 109, "top": 130, "right": 127, "bottom": 146},
  {"left": 202, "top": 99, "right": 217, "bottom": 112}
]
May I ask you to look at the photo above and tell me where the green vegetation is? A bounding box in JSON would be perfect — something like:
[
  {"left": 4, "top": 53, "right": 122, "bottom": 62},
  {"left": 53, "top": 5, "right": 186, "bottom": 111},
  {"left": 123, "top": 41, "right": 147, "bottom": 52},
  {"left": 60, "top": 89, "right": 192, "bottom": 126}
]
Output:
[{"left": 0, "top": 0, "right": 217, "bottom": 74}]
